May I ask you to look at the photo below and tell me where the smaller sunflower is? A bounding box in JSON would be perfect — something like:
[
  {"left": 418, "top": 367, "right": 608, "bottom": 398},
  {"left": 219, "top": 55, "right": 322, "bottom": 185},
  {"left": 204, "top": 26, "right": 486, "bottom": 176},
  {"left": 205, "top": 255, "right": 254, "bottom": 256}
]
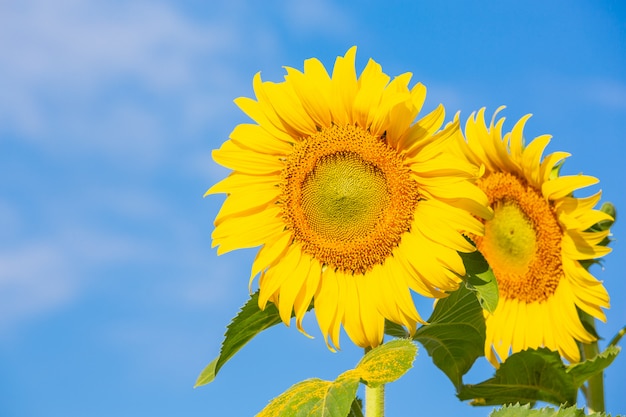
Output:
[{"left": 457, "top": 107, "right": 612, "bottom": 365}]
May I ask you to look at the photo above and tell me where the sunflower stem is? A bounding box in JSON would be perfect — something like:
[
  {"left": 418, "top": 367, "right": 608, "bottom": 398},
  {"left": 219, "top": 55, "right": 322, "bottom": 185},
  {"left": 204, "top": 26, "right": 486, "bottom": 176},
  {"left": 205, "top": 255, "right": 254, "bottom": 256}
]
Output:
[
  {"left": 364, "top": 347, "right": 385, "bottom": 417},
  {"left": 581, "top": 326, "right": 605, "bottom": 413},
  {"left": 365, "top": 383, "right": 385, "bottom": 417}
]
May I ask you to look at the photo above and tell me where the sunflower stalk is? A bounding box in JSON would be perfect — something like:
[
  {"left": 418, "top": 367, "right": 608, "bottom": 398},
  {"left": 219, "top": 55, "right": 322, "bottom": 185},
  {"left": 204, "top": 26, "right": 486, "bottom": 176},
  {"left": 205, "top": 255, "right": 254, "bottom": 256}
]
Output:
[
  {"left": 365, "top": 381, "right": 385, "bottom": 417},
  {"left": 580, "top": 319, "right": 605, "bottom": 414},
  {"left": 363, "top": 346, "right": 385, "bottom": 417}
]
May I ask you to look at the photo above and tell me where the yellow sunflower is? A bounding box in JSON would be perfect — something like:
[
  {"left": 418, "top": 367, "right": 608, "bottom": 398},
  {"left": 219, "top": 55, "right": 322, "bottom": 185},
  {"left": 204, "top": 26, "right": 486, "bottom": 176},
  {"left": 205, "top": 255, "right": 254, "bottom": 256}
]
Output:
[
  {"left": 457, "top": 107, "right": 612, "bottom": 365},
  {"left": 207, "top": 47, "right": 489, "bottom": 350}
]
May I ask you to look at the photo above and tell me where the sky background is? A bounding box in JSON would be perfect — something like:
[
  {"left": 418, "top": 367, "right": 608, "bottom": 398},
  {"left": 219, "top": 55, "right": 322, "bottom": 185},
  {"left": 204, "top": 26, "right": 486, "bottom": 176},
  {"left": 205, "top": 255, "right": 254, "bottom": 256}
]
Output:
[{"left": 1, "top": 0, "right": 625, "bottom": 416}]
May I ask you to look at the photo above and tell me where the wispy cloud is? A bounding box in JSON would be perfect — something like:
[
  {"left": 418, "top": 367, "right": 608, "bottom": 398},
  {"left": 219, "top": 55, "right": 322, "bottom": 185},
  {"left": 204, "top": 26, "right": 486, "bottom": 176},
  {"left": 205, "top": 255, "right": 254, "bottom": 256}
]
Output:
[
  {"left": 0, "top": 242, "right": 76, "bottom": 334},
  {"left": 0, "top": 0, "right": 237, "bottom": 145},
  {"left": 583, "top": 78, "right": 626, "bottom": 111},
  {"left": 283, "top": 0, "right": 356, "bottom": 36},
  {"left": 0, "top": 0, "right": 361, "bottom": 336}
]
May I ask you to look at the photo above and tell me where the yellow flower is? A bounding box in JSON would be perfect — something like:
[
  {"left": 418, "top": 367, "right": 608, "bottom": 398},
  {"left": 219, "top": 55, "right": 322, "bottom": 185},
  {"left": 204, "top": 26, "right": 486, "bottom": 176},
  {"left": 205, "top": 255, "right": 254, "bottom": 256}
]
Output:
[
  {"left": 207, "top": 47, "right": 489, "bottom": 349},
  {"left": 458, "top": 107, "right": 612, "bottom": 365}
]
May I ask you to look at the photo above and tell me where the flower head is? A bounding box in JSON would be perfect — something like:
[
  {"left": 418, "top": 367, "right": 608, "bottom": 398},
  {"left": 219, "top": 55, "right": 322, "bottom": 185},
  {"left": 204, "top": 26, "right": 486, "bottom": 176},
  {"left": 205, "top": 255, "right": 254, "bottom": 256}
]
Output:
[
  {"left": 458, "top": 107, "right": 612, "bottom": 365},
  {"left": 207, "top": 47, "right": 488, "bottom": 349}
]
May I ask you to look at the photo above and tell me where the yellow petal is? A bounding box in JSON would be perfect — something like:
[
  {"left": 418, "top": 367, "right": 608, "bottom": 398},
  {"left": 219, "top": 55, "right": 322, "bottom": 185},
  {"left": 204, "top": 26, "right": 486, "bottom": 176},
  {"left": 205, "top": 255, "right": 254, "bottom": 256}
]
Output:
[
  {"left": 258, "top": 245, "right": 302, "bottom": 311},
  {"left": 352, "top": 58, "right": 389, "bottom": 129},
  {"left": 250, "top": 231, "right": 293, "bottom": 287},
  {"left": 214, "top": 187, "right": 280, "bottom": 225},
  {"left": 212, "top": 142, "right": 284, "bottom": 175},
  {"left": 314, "top": 268, "right": 342, "bottom": 351},
  {"left": 278, "top": 249, "right": 312, "bottom": 324},
  {"left": 205, "top": 172, "right": 278, "bottom": 196},
  {"left": 212, "top": 205, "right": 284, "bottom": 254},
  {"left": 542, "top": 175, "right": 599, "bottom": 200},
  {"left": 230, "top": 123, "right": 295, "bottom": 154},
  {"left": 329, "top": 46, "right": 358, "bottom": 124},
  {"left": 284, "top": 63, "right": 332, "bottom": 128},
  {"left": 261, "top": 80, "right": 318, "bottom": 137},
  {"left": 521, "top": 134, "right": 550, "bottom": 186},
  {"left": 293, "top": 258, "right": 322, "bottom": 334}
]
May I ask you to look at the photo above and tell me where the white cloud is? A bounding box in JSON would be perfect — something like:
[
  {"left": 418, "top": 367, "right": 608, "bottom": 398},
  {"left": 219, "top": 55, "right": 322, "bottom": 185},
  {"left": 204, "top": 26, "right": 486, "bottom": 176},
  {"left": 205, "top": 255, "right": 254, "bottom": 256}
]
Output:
[
  {"left": 0, "top": 0, "right": 227, "bottom": 90},
  {"left": 283, "top": 0, "right": 355, "bottom": 36},
  {"left": 0, "top": 243, "right": 76, "bottom": 334},
  {"left": 0, "top": 0, "right": 241, "bottom": 148},
  {"left": 583, "top": 79, "right": 626, "bottom": 110},
  {"left": 0, "top": 0, "right": 360, "bottom": 336}
]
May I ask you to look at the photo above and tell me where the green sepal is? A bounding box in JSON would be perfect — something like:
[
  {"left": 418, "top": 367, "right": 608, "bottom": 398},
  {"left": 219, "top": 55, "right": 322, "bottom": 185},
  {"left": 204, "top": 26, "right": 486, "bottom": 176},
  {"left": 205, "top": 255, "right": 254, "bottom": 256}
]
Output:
[
  {"left": 413, "top": 284, "right": 486, "bottom": 390},
  {"left": 489, "top": 403, "right": 612, "bottom": 417},
  {"left": 460, "top": 250, "right": 499, "bottom": 314},
  {"left": 195, "top": 291, "right": 312, "bottom": 387},
  {"left": 458, "top": 348, "right": 577, "bottom": 407}
]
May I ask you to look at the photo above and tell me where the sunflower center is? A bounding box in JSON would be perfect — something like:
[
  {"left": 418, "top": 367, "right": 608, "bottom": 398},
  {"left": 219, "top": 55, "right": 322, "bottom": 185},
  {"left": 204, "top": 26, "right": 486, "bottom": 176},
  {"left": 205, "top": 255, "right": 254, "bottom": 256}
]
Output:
[
  {"left": 483, "top": 201, "right": 536, "bottom": 276},
  {"left": 474, "top": 172, "right": 563, "bottom": 303},
  {"left": 301, "top": 152, "right": 390, "bottom": 241},
  {"left": 281, "top": 124, "right": 419, "bottom": 274}
]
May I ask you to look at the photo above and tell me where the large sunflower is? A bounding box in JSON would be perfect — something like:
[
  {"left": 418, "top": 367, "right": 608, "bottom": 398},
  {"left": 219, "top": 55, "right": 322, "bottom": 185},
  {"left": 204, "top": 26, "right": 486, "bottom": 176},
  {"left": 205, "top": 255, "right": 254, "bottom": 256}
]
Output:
[
  {"left": 207, "top": 47, "right": 489, "bottom": 349},
  {"left": 458, "top": 107, "right": 612, "bottom": 365}
]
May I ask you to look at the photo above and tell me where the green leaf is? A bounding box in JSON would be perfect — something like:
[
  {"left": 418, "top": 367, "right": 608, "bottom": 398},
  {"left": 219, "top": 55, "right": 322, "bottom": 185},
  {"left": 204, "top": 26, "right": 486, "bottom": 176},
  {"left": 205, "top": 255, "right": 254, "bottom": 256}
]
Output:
[
  {"left": 384, "top": 319, "right": 409, "bottom": 339},
  {"left": 460, "top": 250, "right": 499, "bottom": 313},
  {"left": 256, "top": 339, "right": 417, "bottom": 417},
  {"left": 413, "top": 285, "right": 486, "bottom": 389},
  {"left": 567, "top": 345, "right": 621, "bottom": 387},
  {"left": 489, "top": 403, "right": 612, "bottom": 417},
  {"left": 356, "top": 339, "right": 417, "bottom": 387},
  {"left": 195, "top": 292, "right": 311, "bottom": 387},
  {"left": 347, "top": 397, "right": 364, "bottom": 417},
  {"left": 194, "top": 357, "right": 218, "bottom": 388},
  {"left": 256, "top": 372, "right": 360, "bottom": 417},
  {"left": 458, "top": 348, "right": 577, "bottom": 407}
]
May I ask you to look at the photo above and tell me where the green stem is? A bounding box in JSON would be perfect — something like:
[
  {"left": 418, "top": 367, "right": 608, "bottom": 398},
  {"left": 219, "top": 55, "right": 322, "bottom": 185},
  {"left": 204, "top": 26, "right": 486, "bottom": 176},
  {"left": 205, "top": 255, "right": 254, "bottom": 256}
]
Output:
[
  {"left": 365, "top": 383, "right": 385, "bottom": 417},
  {"left": 364, "top": 347, "right": 385, "bottom": 417},
  {"left": 579, "top": 312, "right": 605, "bottom": 414}
]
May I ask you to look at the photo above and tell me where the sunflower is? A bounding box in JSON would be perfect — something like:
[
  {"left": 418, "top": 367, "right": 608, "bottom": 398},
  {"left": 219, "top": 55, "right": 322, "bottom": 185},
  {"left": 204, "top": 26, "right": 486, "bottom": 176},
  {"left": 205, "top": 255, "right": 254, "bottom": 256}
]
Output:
[
  {"left": 207, "top": 47, "right": 489, "bottom": 350},
  {"left": 457, "top": 107, "right": 612, "bottom": 365}
]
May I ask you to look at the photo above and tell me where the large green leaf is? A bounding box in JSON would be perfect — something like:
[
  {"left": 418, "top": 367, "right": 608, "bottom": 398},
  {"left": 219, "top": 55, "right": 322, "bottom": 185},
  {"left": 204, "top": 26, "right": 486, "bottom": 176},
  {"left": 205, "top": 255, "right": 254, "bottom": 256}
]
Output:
[
  {"left": 195, "top": 292, "right": 311, "bottom": 387},
  {"left": 458, "top": 348, "right": 577, "bottom": 407},
  {"left": 355, "top": 339, "right": 417, "bottom": 387},
  {"left": 489, "top": 404, "right": 610, "bottom": 417},
  {"left": 256, "top": 340, "right": 417, "bottom": 417},
  {"left": 460, "top": 250, "right": 499, "bottom": 314},
  {"left": 567, "top": 345, "right": 620, "bottom": 387},
  {"left": 256, "top": 373, "right": 360, "bottom": 417},
  {"left": 413, "top": 285, "right": 486, "bottom": 389}
]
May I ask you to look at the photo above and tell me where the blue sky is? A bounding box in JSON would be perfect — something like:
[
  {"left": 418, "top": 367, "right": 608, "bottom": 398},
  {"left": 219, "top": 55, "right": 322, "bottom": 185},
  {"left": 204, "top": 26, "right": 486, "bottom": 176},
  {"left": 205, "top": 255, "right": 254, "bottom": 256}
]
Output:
[{"left": 1, "top": 0, "right": 624, "bottom": 416}]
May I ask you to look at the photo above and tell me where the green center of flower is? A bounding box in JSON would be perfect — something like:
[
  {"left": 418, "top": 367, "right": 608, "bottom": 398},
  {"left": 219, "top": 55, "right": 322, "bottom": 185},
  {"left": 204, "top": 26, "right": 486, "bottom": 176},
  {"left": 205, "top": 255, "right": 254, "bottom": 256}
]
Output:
[
  {"left": 301, "top": 152, "right": 390, "bottom": 241},
  {"left": 483, "top": 200, "right": 537, "bottom": 276},
  {"left": 473, "top": 172, "right": 564, "bottom": 303},
  {"left": 281, "top": 124, "right": 419, "bottom": 274}
]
